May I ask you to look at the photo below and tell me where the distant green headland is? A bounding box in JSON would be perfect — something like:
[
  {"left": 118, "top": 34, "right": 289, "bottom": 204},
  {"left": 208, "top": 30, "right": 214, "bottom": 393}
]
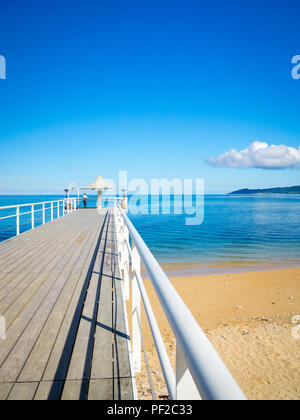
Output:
[{"left": 229, "top": 186, "right": 300, "bottom": 195}]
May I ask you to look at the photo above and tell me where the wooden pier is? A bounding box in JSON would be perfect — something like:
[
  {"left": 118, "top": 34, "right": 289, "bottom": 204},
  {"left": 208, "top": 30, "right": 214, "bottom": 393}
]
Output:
[{"left": 0, "top": 209, "right": 133, "bottom": 400}]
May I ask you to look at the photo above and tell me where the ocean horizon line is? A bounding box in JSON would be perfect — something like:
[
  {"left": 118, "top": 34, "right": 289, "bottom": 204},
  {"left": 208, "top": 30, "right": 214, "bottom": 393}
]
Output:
[{"left": 1, "top": 192, "right": 300, "bottom": 197}]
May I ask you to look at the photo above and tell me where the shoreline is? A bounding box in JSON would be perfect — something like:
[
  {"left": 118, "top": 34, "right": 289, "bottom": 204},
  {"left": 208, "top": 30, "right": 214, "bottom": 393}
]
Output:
[
  {"left": 142, "top": 260, "right": 300, "bottom": 278},
  {"left": 134, "top": 266, "right": 300, "bottom": 400}
]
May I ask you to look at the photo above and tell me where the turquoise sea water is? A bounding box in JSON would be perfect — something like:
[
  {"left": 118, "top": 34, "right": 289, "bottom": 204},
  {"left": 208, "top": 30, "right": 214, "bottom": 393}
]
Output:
[{"left": 0, "top": 194, "right": 300, "bottom": 267}]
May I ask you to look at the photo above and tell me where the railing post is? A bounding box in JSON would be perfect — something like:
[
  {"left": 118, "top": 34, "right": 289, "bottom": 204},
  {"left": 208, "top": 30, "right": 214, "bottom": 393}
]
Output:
[
  {"left": 32, "top": 205, "right": 34, "bottom": 229},
  {"left": 123, "top": 260, "right": 130, "bottom": 301},
  {"left": 131, "top": 241, "right": 142, "bottom": 374},
  {"left": 51, "top": 202, "right": 53, "bottom": 221},
  {"left": 123, "top": 224, "right": 130, "bottom": 301},
  {"left": 119, "top": 222, "right": 126, "bottom": 270},
  {"left": 16, "top": 206, "right": 20, "bottom": 236},
  {"left": 176, "top": 346, "right": 202, "bottom": 400},
  {"left": 115, "top": 205, "right": 130, "bottom": 301},
  {"left": 42, "top": 203, "right": 45, "bottom": 224},
  {"left": 57, "top": 201, "right": 60, "bottom": 218}
]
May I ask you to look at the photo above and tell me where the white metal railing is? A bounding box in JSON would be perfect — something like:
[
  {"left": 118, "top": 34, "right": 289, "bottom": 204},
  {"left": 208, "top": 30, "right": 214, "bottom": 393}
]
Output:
[
  {"left": 103, "top": 196, "right": 127, "bottom": 209},
  {"left": 114, "top": 199, "right": 246, "bottom": 401},
  {"left": 0, "top": 198, "right": 78, "bottom": 239}
]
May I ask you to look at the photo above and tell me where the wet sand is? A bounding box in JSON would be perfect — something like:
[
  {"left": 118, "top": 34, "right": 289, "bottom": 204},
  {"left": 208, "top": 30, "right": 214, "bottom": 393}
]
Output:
[{"left": 131, "top": 267, "right": 300, "bottom": 400}]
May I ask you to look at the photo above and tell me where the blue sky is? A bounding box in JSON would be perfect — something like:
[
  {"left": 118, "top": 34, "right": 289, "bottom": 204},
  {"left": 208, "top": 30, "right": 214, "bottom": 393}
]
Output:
[{"left": 0, "top": 0, "right": 299, "bottom": 194}]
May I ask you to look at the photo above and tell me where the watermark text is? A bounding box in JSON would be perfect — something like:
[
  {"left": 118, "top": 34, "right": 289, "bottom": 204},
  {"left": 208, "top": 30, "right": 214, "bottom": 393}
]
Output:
[
  {"left": 292, "top": 55, "right": 300, "bottom": 80},
  {"left": 0, "top": 55, "right": 6, "bottom": 80},
  {"left": 111, "top": 171, "right": 204, "bottom": 226}
]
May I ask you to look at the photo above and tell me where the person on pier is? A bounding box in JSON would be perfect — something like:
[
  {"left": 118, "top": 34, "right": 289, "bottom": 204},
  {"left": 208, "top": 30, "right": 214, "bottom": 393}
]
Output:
[{"left": 83, "top": 193, "right": 88, "bottom": 208}]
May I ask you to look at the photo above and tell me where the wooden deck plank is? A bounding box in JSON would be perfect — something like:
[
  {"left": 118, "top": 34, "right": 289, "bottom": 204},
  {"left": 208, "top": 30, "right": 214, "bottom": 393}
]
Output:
[
  {"left": 0, "top": 226, "right": 65, "bottom": 269},
  {"left": 0, "top": 211, "right": 87, "bottom": 264},
  {"left": 0, "top": 208, "right": 133, "bottom": 400},
  {"left": 0, "top": 209, "right": 79, "bottom": 254},
  {"left": 88, "top": 378, "right": 134, "bottom": 400},
  {"left": 0, "top": 220, "right": 82, "bottom": 307},
  {"left": 88, "top": 379, "right": 114, "bottom": 400},
  {"left": 0, "top": 383, "right": 13, "bottom": 400},
  {"left": 0, "top": 274, "right": 78, "bottom": 383},
  {"left": 17, "top": 217, "right": 103, "bottom": 382},
  {"left": 0, "top": 229, "right": 70, "bottom": 283},
  {"left": 0, "top": 231, "right": 89, "bottom": 355},
  {"left": 89, "top": 215, "right": 114, "bottom": 383},
  {"left": 0, "top": 212, "right": 97, "bottom": 311},
  {"left": 88, "top": 213, "right": 133, "bottom": 401},
  {"left": 60, "top": 380, "right": 90, "bottom": 400},
  {"left": 0, "top": 216, "right": 85, "bottom": 275},
  {"left": 61, "top": 214, "right": 110, "bottom": 400},
  {"left": 39, "top": 213, "right": 108, "bottom": 389},
  {"left": 0, "top": 212, "right": 104, "bottom": 374},
  {"left": 0, "top": 216, "right": 80, "bottom": 272},
  {"left": 0, "top": 219, "right": 82, "bottom": 284},
  {"left": 0, "top": 271, "right": 64, "bottom": 370},
  {"left": 114, "top": 378, "right": 134, "bottom": 400},
  {"left": 0, "top": 220, "right": 65, "bottom": 258},
  {"left": 34, "top": 381, "right": 64, "bottom": 400},
  {"left": 61, "top": 250, "right": 104, "bottom": 382},
  {"left": 0, "top": 214, "right": 105, "bottom": 383},
  {"left": 7, "top": 382, "right": 39, "bottom": 400}
]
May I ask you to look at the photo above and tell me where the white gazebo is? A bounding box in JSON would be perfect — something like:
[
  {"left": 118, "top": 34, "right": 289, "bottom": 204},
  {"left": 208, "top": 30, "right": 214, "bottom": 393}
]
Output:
[{"left": 81, "top": 175, "right": 113, "bottom": 209}]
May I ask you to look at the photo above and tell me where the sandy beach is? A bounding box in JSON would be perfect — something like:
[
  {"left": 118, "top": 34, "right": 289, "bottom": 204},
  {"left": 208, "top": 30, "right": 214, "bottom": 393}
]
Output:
[{"left": 131, "top": 266, "right": 300, "bottom": 400}]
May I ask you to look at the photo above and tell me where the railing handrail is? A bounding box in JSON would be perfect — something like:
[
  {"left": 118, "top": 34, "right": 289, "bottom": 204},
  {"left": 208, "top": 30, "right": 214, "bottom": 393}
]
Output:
[
  {"left": 0, "top": 206, "right": 61, "bottom": 221},
  {"left": 115, "top": 200, "right": 246, "bottom": 400},
  {"left": 0, "top": 198, "right": 77, "bottom": 211},
  {"left": 0, "top": 196, "right": 121, "bottom": 212},
  {"left": 0, "top": 197, "right": 78, "bottom": 238}
]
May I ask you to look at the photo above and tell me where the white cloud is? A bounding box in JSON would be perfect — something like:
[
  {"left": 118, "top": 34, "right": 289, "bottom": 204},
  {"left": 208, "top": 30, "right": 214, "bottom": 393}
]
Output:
[{"left": 206, "top": 141, "right": 300, "bottom": 169}]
